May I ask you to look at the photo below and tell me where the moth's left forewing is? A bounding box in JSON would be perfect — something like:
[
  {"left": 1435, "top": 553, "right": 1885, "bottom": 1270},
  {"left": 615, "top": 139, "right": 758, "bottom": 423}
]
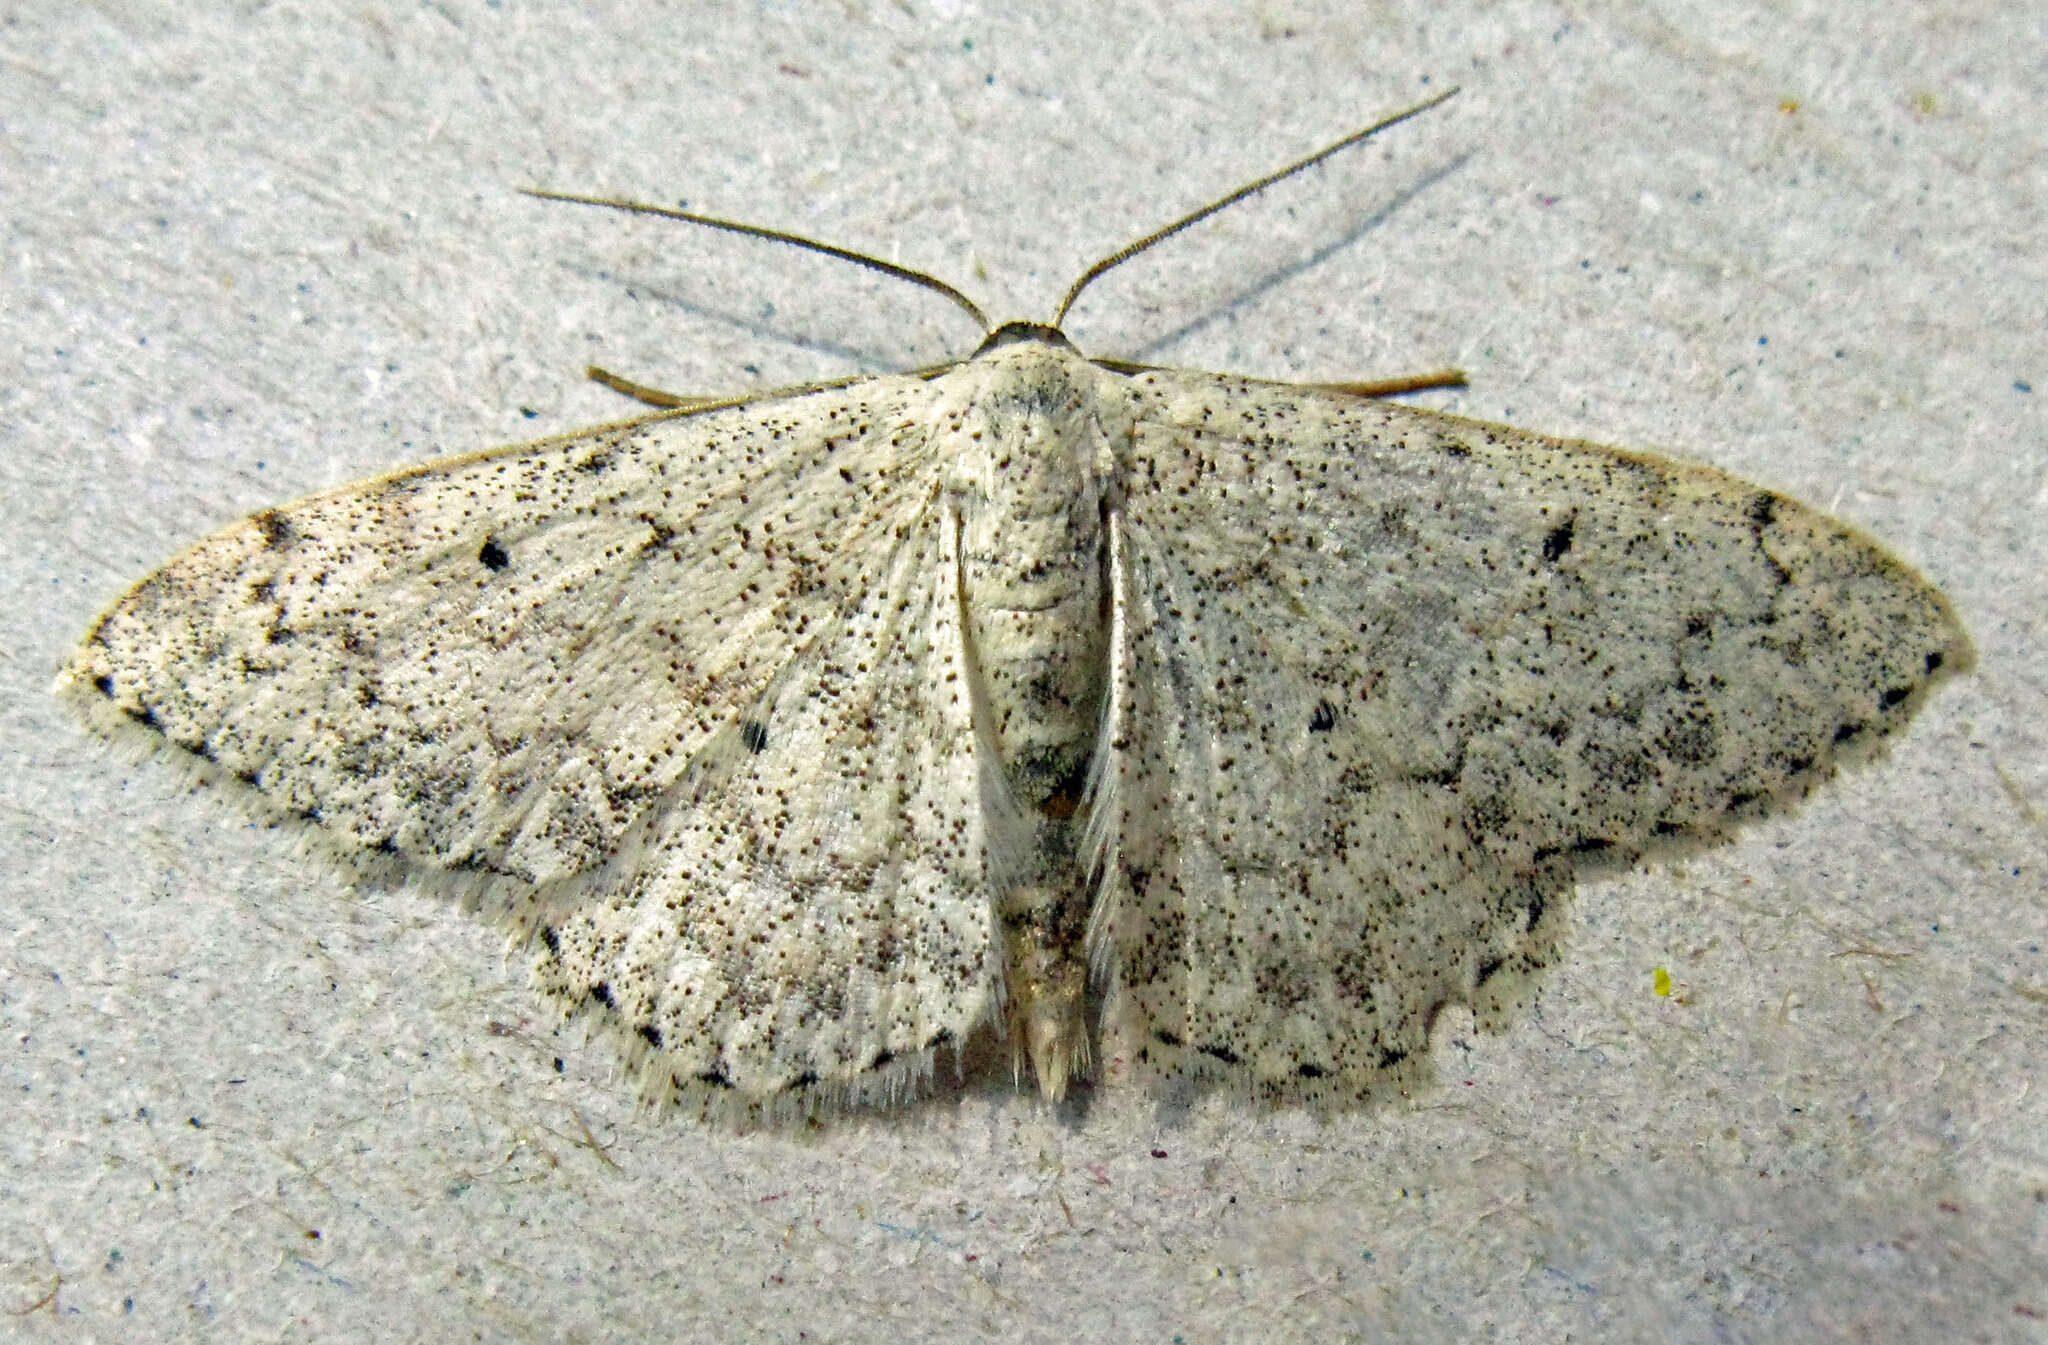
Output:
[
  {"left": 60, "top": 381, "right": 944, "bottom": 904},
  {"left": 1099, "top": 368, "right": 1970, "bottom": 1103},
  {"left": 62, "top": 369, "right": 1011, "bottom": 1120}
]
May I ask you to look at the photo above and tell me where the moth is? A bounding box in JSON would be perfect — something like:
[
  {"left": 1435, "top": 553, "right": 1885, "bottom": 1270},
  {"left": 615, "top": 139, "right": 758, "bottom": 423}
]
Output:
[{"left": 59, "top": 92, "right": 1971, "bottom": 1119}]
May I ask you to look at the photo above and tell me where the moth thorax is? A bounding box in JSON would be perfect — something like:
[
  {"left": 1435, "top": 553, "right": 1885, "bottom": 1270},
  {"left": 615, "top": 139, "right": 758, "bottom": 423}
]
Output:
[{"left": 946, "top": 355, "right": 1116, "bottom": 816}]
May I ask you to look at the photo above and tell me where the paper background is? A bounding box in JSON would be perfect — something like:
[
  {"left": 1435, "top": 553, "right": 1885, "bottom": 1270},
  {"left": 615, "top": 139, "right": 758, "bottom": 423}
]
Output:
[{"left": 3, "top": 3, "right": 2041, "bottom": 1339}]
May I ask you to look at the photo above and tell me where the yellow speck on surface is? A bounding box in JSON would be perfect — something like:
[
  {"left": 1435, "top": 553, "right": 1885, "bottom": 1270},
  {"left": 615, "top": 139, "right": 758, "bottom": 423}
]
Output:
[{"left": 1653, "top": 967, "right": 1673, "bottom": 997}]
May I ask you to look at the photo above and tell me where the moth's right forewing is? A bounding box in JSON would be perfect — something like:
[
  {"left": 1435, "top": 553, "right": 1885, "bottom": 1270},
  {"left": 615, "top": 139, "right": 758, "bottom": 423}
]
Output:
[{"left": 1099, "top": 369, "right": 1970, "bottom": 1101}]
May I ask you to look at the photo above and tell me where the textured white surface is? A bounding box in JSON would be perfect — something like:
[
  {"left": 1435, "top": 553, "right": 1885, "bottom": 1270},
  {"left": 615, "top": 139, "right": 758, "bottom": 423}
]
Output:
[{"left": 4, "top": 2, "right": 2042, "bottom": 1340}]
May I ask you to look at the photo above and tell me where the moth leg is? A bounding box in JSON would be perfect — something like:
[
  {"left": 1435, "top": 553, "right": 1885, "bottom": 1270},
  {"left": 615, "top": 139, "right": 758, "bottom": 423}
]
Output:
[
  {"left": 583, "top": 363, "right": 734, "bottom": 409},
  {"left": 1089, "top": 356, "right": 1466, "bottom": 399},
  {"left": 1309, "top": 368, "right": 1467, "bottom": 397},
  {"left": 585, "top": 360, "right": 975, "bottom": 411}
]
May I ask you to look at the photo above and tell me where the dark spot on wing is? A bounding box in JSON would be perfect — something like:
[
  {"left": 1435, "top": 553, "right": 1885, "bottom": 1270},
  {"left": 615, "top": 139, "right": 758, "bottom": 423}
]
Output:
[
  {"left": 1745, "top": 493, "right": 1792, "bottom": 585},
  {"left": 1534, "top": 836, "right": 1613, "bottom": 864},
  {"left": 478, "top": 539, "right": 510, "bottom": 572},
  {"left": 1308, "top": 699, "right": 1337, "bottom": 733},
  {"left": 253, "top": 510, "right": 292, "bottom": 549},
  {"left": 1541, "top": 514, "right": 1575, "bottom": 563},
  {"left": 742, "top": 719, "right": 769, "bottom": 754},
  {"left": 639, "top": 516, "right": 677, "bottom": 554}
]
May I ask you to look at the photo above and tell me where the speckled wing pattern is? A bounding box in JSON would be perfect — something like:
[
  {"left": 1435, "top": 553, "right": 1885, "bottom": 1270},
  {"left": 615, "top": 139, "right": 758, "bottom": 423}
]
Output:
[
  {"left": 61, "top": 371, "right": 1000, "bottom": 1114},
  {"left": 1093, "top": 366, "right": 1970, "bottom": 1102},
  {"left": 60, "top": 334, "right": 1971, "bottom": 1117}
]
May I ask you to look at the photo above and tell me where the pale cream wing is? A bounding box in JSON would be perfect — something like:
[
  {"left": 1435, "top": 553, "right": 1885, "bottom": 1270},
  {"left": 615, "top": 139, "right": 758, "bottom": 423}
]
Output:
[
  {"left": 1099, "top": 369, "right": 1971, "bottom": 1101},
  {"left": 62, "top": 370, "right": 1008, "bottom": 1111},
  {"left": 61, "top": 374, "right": 946, "bottom": 902},
  {"left": 528, "top": 490, "right": 997, "bottom": 1110}
]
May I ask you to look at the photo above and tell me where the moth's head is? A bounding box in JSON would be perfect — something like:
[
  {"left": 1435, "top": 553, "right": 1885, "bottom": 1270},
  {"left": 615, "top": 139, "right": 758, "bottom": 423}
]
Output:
[{"left": 970, "top": 321, "right": 1077, "bottom": 359}]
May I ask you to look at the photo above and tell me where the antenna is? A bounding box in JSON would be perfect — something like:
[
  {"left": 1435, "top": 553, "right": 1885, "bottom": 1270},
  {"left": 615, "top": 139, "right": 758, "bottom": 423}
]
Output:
[
  {"left": 1050, "top": 86, "right": 1459, "bottom": 326},
  {"left": 517, "top": 190, "right": 991, "bottom": 330},
  {"left": 524, "top": 86, "right": 1458, "bottom": 338}
]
